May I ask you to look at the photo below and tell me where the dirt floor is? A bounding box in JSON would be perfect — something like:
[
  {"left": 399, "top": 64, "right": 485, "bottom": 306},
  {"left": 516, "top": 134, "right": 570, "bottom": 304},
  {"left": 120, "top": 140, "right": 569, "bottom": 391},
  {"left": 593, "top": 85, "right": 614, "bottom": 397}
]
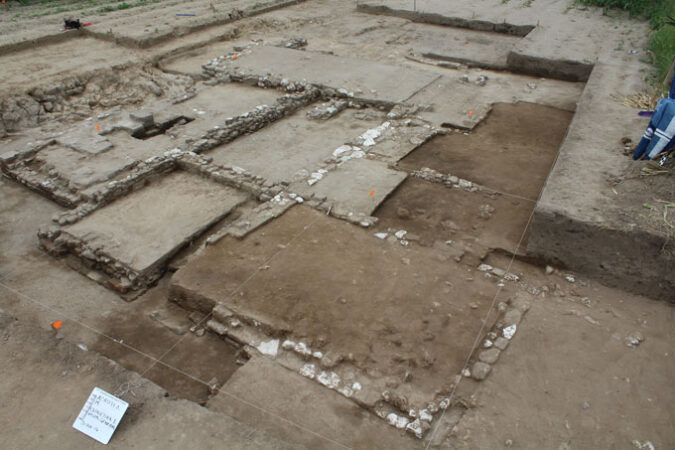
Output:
[
  {"left": 399, "top": 102, "right": 574, "bottom": 200},
  {"left": 171, "top": 205, "right": 516, "bottom": 407},
  {"left": 374, "top": 178, "right": 534, "bottom": 255},
  {"left": 0, "top": 0, "right": 673, "bottom": 448}
]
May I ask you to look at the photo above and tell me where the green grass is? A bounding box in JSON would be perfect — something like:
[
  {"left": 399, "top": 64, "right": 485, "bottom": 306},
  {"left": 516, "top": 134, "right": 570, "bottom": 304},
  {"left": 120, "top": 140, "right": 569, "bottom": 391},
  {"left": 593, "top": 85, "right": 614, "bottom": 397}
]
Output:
[
  {"left": 648, "top": 20, "right": 675, "bottom": 82},
  {"left": 576, "top": 0, "right": 670, "bottom": 27},
  {"left": 576, "top": 0, "right": 675, "bottom": 84}
]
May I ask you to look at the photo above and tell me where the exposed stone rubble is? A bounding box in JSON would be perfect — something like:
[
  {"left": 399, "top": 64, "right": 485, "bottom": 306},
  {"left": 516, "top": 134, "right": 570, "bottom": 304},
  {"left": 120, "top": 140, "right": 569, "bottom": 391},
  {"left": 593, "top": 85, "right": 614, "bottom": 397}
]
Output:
[
  {"left": 361, "top": 119, "right": 443, "bottom": 162},
  {"left": 38, "top": 168, "right": 249, "bottom": 299},
  {"left": 27, "top": 92, "right": 437, "bottom": 301},
  {"left": 467, "top": 296, "right": 530, "bottom": 383},
  {"left": 20, "top": 65, "right": 541, "bottom": 439},
  {"left": 182, "top": 88, "right": 320, "bottom": 154},
  {"left": 411, "top": 166, "right": 481, "bottom": 192},
  {"left": 35, "top": 147, "right": 305, "bottom": 298},
  {"left": 206, "top": 194, "right": 298, "bottom": 243},
  {"left": 179, "top": 272, "right": 533, "bottom": 440},
  {"left": 281, "top": 119, "right": 443, "bottom": 226},
  {"left": 201, "top": 45, "right": 437, "bottom": 108},
  {"left": 0, "top": 69, "right": 195, "bottom": 138},
  {"left": 1, "top": 86, "right": 317, "bottom": 208},
  {"left": 4, "top": 1, "right": 667, "bottom": 446},
  {"left": 306, "top": 99, "right": 348, "bottom": 120}
]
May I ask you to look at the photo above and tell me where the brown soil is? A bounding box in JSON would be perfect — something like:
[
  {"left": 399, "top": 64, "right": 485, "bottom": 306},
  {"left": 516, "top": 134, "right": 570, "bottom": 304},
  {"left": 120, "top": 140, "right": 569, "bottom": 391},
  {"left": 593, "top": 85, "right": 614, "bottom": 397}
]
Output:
[
  {"left": 444, "top": 252, "right": 675, "bottom": 449},
  {"left": 93, "top": 277, "right": 241, "bottom": 403},
  {"left": 399, "top": 102, "right": 573, "bottom": 200},
  {"left": 1, "top": 0, "right": 673, "bottom": 448},
  {"left": 171, "top": 205, "right": 525, "bottom": 406},
  {"left": 374, "top": 177, "right": 534, "bottom": 255}
]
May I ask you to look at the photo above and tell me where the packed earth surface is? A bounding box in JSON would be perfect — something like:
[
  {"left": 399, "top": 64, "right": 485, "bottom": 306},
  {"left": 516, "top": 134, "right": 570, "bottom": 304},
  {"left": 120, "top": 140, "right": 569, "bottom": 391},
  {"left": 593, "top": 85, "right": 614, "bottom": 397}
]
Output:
[{"left": 0, "top": 0, "right": 673, "bottom": 448}]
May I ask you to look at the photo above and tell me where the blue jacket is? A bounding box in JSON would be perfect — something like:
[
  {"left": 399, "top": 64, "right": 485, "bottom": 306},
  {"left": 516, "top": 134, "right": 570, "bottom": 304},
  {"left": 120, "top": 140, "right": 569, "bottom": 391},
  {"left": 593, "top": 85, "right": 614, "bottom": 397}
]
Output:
[{"left": 633, "top": 97, "right": 675, "bottom": 160}]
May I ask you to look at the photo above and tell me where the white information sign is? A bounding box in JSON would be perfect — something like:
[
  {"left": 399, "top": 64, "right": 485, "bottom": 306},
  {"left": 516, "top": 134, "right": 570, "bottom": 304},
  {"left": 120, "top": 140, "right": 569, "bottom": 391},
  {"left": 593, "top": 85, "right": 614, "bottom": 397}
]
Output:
[{"left": 72, "top": 387, "right": 129, "bottom": 445}]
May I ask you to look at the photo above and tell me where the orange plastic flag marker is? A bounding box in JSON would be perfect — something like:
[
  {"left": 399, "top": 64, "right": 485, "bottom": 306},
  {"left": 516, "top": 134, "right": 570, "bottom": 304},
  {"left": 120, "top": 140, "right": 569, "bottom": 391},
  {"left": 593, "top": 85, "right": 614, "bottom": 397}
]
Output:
[
  {"left": 52, "top": 320, "right": 63, "bottom": 330},
  {"left": 468, "top": 110, "right": 474, "bottom": 116},
  {"left": 369, "top": 190, "right": 375, "bottom": 196},
  {"left": 232, "top": 54, "right": 238, "bottom": 60},
  {"left": 95, "top": 125, "right": 101, "bottom": 131}
]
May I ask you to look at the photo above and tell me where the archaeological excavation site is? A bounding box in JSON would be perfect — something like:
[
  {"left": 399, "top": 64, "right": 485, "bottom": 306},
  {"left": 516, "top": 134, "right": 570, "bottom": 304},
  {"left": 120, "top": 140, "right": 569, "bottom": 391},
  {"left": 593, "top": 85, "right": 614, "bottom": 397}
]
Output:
[{"left": 0, "top": 0, "right": 673, "bottom": 448}]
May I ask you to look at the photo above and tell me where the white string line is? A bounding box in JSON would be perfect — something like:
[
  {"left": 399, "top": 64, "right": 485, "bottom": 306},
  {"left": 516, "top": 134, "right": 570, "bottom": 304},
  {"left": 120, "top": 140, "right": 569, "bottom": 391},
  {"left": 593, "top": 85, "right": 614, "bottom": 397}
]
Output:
[
  {"left": 424, "top": 143, "right": 565, "bottom": 448},
  {"left": 5, "top": 193, "right": 529, "bottom": 447},
  {"left": 0, "top": 213, "right": 352, "bottom": 449},
  {"left": 413, "top": 173, "right": 538, "bottom": 204},
  {"left": 0, "top": 280, "right": 166, "bottom": 365},
  {"left": 120, "top": 212, "right": 321, "bottom": 391},
  {"left": 0, "top": 279, "right": 352, "bottom": 450},
  {"left": 478, "top": 185, "right": 537, "bottom": 204},
  {"left": 424, "top": 204, "right": 537, "bottom": 449}
]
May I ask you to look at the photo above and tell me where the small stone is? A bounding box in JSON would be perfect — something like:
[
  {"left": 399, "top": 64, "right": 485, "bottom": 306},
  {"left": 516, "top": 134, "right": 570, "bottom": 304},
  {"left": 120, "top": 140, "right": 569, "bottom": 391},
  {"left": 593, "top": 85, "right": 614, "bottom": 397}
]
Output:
[
  {"left": 505, "top": 439, "right": 513, "bottom": 447},
  {"left": 477, "top": 264, "right": 493, "bottom": 272},
  {"left": 419, "top": 409, "right": 433, "bottom": 422},
  {"left": 502, "top": 324, "right": 517, "bottom": 340},
  {"left": 478, "top": 204, "right": 495, "bottom": 219},
  {"left": 299, "top": 363, "right": 316, "bottom": 379},
  {"left": 494, "top": 337, "right": 509, "bottom": 350},
  {"left": 458, "top": 179, "right": 472, "bottom": 189},
  {"left": 396, "top": 207, "right": 411, "bottom": 219},
  {"left": 406, "top": 418, "right": 424, "bottom": 438},
  {"left": 206, "top": 319, "right": 227, "bottom": 336},
  {"left": 584, "top": 315, "right": 599, "bottom": 325},
  {"left": 545, "top": 265, "right": 554, "bottom": 275},
  {"left": 492, "top": 268, "right": 506, "bottom": 277},
  {"left": 478, "top": 348, "right": 500, "bottom": 364},
  {"left": 441, "top": 220, "right": 459, "bottom": 231},
  {"left": 469, "top": 302, "right": 479, "bottom": 309},
  {"left": 394, "top": 230, "right": 407, "bottom": 239},
  {"left": 582, "top": 400, "right": 590, "bottom": 409},
  {"left": 471, "top": 362, "right": 491, "bottom": 380},
  {"left": 320, "top": 351, "right": 343, "bottom": 369},
  {"left": 503, "top": 309, "right": 522, "bottom": 326},
  {"left": 208, "top": 377, "right": 219, "bottom": 394},
  {"left": 625, "top": 331, "right": 644, "bottom": 347}
]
